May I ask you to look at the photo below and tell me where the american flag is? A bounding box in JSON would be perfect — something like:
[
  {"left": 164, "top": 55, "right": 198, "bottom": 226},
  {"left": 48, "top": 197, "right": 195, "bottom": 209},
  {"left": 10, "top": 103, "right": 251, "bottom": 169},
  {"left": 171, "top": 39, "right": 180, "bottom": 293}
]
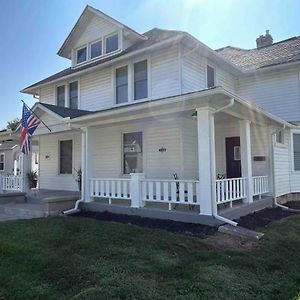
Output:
[{"left": 20, "top": 104, "right": 40, "bottom": 155}]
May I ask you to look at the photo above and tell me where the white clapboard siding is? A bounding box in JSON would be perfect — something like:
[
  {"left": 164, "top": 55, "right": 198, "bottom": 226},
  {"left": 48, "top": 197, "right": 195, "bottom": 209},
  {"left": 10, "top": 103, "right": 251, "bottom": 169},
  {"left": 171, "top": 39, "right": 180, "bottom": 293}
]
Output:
[
  {"left": 181, "top": 45, "right": 206, "bottom": 93},
  {"left": 38, "top": 132, "right": 82, "bottom": 191},
  {"left": 216, "top": 67, "right": 236, "bottom": 93},
  {"left": 40, "top": 85, "right": 55, "bottom": 105},
  {"left": 151, "top": 45, "right": 181, "bottom": 99},
  {"left": 237, "top": 65, "right": 300, "bottom": 122}
]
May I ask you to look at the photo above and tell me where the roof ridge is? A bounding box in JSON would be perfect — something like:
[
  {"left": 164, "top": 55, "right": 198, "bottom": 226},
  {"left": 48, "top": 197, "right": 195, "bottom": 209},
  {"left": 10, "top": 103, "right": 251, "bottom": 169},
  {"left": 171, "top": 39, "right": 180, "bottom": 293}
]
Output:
[{"left": 216, "top": 45, "right": 248, "bottom": 52}]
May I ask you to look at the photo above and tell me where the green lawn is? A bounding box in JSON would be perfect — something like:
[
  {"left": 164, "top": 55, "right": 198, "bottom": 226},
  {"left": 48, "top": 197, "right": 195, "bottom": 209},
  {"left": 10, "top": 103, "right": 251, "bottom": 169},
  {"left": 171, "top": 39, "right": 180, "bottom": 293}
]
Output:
[{"left": 0, "top": 215, "right": 299, "bottom": 300}]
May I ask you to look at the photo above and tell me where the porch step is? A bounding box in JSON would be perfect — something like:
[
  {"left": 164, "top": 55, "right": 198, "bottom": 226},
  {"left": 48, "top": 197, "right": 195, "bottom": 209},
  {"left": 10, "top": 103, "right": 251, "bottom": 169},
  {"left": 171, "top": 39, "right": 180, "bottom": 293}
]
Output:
[{"left": 0, "top": 203, "right": 48, "bottom": 219}]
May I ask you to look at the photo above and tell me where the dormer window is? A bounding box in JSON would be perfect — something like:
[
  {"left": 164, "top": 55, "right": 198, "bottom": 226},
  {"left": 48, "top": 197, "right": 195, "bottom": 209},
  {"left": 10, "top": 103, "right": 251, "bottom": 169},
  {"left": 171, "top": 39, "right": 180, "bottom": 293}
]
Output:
[
  {"left": 91, "top": 40, "right": 102, "bottom": 59},
  {"left": 77, "top": 46, "right": 87, "bottom": 64},
  {"left": 105, "top": 33, "right": 118, "bottom": 54}
]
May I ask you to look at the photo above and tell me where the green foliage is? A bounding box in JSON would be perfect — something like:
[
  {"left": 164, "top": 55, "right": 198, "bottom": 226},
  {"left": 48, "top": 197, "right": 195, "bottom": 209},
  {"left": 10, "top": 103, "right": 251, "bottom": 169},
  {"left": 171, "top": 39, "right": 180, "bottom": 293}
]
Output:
[
  {"left": 6, "top": 118, "right": 20, "bottom": 131},
  {"left": 0, "top": 216, "right": 299, "bottom": 299}
]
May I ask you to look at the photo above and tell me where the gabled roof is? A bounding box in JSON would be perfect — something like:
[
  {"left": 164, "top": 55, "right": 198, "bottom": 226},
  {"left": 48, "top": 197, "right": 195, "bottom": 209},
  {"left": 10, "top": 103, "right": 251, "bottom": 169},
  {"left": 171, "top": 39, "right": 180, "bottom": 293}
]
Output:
[
  {"left": 39, "top": 103, "right": 92, "bottom": 119},
  {"left": 216, "top": 36, "right": 300, "bottom": 71},
  {"left": 22, "top": 28, "right": 183, "bottom": 93},
  {"left": 58, "top": 5, "right": 147, "bottom": 58},
  {"left": 0, "top": 140, "right": 18, "bottom": 151}
]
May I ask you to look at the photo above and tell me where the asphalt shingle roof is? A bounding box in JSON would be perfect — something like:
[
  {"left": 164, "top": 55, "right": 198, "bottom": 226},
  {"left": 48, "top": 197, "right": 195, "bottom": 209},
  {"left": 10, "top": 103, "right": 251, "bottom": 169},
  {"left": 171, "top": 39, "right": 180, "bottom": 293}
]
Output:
[
  {"left": 39, "top": 103, "right": 92, "bottom": 119},
  {"left": 216, "top": 36, "right": 300, "bottom": 71},
  {"left": 23, "top": 28, "right": 182, "bottom": 91}
]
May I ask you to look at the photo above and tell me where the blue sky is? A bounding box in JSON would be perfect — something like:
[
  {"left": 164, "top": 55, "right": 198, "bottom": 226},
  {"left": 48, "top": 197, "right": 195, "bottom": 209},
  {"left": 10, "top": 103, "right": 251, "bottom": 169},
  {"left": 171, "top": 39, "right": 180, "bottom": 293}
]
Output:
[{"left": 0, "top": 0, "right": 299, "bottom": 129}]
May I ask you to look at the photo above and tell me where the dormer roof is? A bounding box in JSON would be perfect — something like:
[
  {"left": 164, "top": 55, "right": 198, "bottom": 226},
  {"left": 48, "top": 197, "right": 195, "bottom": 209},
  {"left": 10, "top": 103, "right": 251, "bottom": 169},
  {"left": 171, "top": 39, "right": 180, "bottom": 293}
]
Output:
[{"left": 57, "top": 5, "right": 147, "bottom": 59}]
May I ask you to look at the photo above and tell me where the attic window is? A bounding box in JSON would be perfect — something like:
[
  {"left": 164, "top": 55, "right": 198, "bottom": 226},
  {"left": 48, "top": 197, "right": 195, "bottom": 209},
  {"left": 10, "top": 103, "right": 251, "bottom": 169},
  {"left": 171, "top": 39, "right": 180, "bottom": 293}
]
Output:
[
  {"left": 105, "top": 33, "right": 118, "bottom": 54},
  {"left": 77, "top": 46, "right": 87, "bottom": 64},
  {"left": 91, "top": 40, "right": 102, "bottom": 59}
]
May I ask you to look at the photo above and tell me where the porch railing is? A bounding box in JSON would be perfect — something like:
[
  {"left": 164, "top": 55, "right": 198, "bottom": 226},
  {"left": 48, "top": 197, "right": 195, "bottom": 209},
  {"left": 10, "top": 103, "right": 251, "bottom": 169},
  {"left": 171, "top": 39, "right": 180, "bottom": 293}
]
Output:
[
  {"left": 89, "top": 178, "right": 131, "bottom": 200},
  {"left": 253, "top": 176, "right": 269, "bottom": 197},
  {"left": 141, "top": 179, "right": 199, "bottom": 206},
  {"left": 2, "top": 175, "right": 23, "bottom": 192},
  {"left": 216, "top": 177, "right": 247, "bottom": 205}
]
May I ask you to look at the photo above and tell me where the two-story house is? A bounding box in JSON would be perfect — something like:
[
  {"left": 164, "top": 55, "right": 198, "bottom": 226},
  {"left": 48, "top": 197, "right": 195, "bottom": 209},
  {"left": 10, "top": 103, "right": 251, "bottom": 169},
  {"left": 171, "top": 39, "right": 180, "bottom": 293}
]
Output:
[{"left": 20, "top": 6, "right": 300, "bottom": 225}]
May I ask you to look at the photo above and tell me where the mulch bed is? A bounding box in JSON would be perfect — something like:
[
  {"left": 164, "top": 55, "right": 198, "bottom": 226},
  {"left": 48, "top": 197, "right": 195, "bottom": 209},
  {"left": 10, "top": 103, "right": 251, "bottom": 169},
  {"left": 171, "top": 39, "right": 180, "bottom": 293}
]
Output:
[
  {"left": 236, "top": 206, "right": 299, "bottom": 231},
  {"left": 71, "top": 210, "right": 217, "bottom": 238},
  {"left": 285, "top": 201, "right": 300, "bottom": 210}
]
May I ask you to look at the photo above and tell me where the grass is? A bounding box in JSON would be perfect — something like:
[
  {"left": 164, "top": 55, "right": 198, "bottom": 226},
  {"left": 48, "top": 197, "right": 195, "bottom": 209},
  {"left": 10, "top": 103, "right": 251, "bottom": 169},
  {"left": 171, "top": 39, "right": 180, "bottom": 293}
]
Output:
[{"left": 0, "top": 215, "right": 299, "bottom": 300}]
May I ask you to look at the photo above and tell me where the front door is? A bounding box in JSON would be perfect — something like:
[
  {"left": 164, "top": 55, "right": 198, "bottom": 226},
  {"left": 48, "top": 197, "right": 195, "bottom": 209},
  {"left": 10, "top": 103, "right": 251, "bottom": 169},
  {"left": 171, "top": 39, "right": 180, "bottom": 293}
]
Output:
[{"left": 226, "top": 137, "right": 241, "bottom": 178}]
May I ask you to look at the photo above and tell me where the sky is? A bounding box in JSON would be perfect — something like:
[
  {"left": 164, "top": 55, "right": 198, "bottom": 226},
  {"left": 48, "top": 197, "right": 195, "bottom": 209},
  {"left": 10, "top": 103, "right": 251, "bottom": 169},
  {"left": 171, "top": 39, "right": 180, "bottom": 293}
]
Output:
[{"left": 0, "top": 0, "right": 299, "bottom": 129}]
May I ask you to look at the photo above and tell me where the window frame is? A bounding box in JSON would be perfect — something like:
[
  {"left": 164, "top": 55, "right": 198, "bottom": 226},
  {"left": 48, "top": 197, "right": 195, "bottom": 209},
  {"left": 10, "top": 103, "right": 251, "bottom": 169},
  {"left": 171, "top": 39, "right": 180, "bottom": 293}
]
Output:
[
  {"left": 76, "top": 46, "right": 88, "bottom": 65},
  {"left": 275, "top": 129, "right": 285, "bottom": 145},
  {"left": 54, "top": 80, "right": 80, "bottom": 109},
  {"left": 115, "top": 64, "right": 129, "bottom": 105},
  {"left": 56, "top": 84, "right": 66, "bottom": 107},
  {"left": 0, "top": 153, "right": 5, "bottom": 172},
  {"left": 291, "top": 131, "right": 300, "bottom": 172},
  {"left": 121, "top": 131, "right": 144, "bottom": 176},
  {"left": 206, "top": 64, "right": 216, "bottom": 88},
  {"left": 58, "top": 139, "right": 74, "bottom": 175},
  {"left": 133, "top": 59, "right": 148, "bottom": 101},
  {"left": 104, "top": 32, "right": 120, "bottom": 55},
  {"left": 68, "top": 80, "right": 79, "bottom": 109},
  {"left": 89, "top": 38, "right": 103, "bottom": 60}
]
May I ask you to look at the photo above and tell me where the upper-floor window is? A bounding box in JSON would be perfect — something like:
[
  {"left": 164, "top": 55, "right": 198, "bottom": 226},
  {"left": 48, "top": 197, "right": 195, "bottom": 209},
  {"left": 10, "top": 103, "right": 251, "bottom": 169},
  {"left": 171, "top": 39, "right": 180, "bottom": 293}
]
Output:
[
  {"left": 91, "top": 40, "right": 102, "bottom": 59},
  {"left": 77, "top": 46, "right": 87, "bottom": 64},
  {"left": 116, "top": 66, "right": 128, "bottom": 104},
  {"left": 275, "top": 129, "right": 284, "bottom": 144},
  {"left": 134, "top": 60, "right": 148, "bottom": 100},
  {"left": 105, "top": 33, "right": 118, "bottom": 54},
  {"left": 206, "top": 65, "right": 215, "bottom": 88},
  {"left": 293, "top": 133, "right": 300, "bottom": 171},
  {"left": 57, "top": 85, "right": 65, "bottom": 107},
  {"left": 69, "top": 81, "right": 78, "bottom": 109},
  {"left": 0, "top": 153, "right": 4, "bottom": 171}
]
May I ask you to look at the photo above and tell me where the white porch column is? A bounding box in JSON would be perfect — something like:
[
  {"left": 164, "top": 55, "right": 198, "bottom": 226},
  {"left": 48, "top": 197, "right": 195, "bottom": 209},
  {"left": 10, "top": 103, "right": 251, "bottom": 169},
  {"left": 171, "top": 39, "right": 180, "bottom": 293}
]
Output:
[
  {"left": 130, "top": 173, "right": 145, "bottom": 208},
  {"left": 196, "top": 107, "right": 216, "bottom": 216},
  {"left": 20, "top": 153, "right": 32, "bottom": 193},
  {"left": 84, "top": 127, "right": 93, "bottom": 202},
  {"left": 239, "top": 120, "right": 253, "bottom": 203}
]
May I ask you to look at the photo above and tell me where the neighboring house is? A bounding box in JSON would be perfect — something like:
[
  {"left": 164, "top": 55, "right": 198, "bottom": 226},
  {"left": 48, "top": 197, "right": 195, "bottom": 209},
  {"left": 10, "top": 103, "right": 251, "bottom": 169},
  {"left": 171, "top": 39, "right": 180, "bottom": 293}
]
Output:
[{"left": 20, "top": 6, "right": 300, "bottom": 223}]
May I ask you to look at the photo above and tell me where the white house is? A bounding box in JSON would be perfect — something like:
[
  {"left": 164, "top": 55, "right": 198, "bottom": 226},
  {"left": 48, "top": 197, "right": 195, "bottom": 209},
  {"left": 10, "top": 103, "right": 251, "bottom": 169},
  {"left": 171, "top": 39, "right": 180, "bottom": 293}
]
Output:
[{"left": 19, "top": 6, "right": 300, "bottom": 225}]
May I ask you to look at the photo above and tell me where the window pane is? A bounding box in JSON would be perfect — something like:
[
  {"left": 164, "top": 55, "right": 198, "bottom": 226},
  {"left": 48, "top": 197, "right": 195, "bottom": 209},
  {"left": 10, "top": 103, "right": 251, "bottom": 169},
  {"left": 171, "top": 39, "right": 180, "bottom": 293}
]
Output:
[
  {"left": 116, "top": 66, "right": 128, "bottom": 104},
  {"left": 77, "top": 47, "right": 87, "bottom": 64},
  {"left": 0, "top": 155, "right": 4, "bottom": 171},
  {"left": 60, "top": 140, "right": 72, "bottom": 174},
  {"left": 0, "top": 163, "right": 3, "bottom": 171},
  {"left": 294, "top": 134, "right": 300, "bottom": 171},
  {"left": 91, "top": 41, "right": 102, "bottom": 59},
  {"left": 106, "top": 34, "right": 118, "bottom": 54},
  {"left": 207, "top": 65, "right": 215, "bottom": 88},
  {"left": 69, "top": 81, "right": 78, "bottom": 109},
  {"left": 57, "top": 85, "right": 65, "bottom": 107},
  {"left": 134, "top": 60, "right": 148, "bottom": 100},
  {"left": 123, "top": 132, "right": 143, "bottom": 174}
]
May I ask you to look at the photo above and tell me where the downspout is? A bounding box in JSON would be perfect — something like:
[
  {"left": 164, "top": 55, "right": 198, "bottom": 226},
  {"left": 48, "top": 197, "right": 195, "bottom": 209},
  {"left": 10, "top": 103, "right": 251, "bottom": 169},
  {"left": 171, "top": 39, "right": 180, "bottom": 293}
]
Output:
[
  {"left": 210, "top": 98, "right": 238, "bottom": 226},
  {"left": 63, "top": 128, "right": 87, "bottom": 215},
  {"left": 270, "top": 129, "right": 290, "bottom": 210}
]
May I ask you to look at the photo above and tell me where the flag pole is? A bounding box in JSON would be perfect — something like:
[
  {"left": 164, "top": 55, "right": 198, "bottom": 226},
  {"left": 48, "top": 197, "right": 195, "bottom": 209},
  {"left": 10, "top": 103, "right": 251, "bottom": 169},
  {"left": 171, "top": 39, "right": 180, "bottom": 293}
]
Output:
[{"left": 21, "top": 100, "right": 52, "bottom": 133}]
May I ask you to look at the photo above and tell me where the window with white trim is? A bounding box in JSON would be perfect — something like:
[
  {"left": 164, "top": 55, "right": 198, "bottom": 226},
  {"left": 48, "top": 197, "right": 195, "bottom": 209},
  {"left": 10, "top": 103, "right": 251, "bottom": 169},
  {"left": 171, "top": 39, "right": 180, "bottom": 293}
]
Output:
[
  {"left": 206, "top": 65, "right": 215, "bottom": 88},
  {"left": 123, "top": 132, "right": 143, "bottom": 174},
  {"left": 105, "top": 33, "right": 118, "bottom": 54},
  {"left": 293, "top": 133, "right": 300, "bottom": 171},
  {"left": 56, "top": 85, "right": 65, "bottom": 107},
  {"left": 116, "top": 66, "right": 128, "bottom": 104},
  {"left": 134, "top": 60, "right": 148, "bottom": 100},
  {"left": 59, "top": 140, "right": 73, "bottom": 174},
  {"left": 0, "top": 154, "right": 4, "bottom": 171},
  {"left": 69, "top": 81, "right": 78, "bottom": 109},
  {"left": 91, "top": 40, "right": 102, "bottom": 59},
  {"left": 77, "top": 46, "right": 87, "bottom": 64},
  {"left": 275, "top": 129, "right": 284, "bottom": 144}
]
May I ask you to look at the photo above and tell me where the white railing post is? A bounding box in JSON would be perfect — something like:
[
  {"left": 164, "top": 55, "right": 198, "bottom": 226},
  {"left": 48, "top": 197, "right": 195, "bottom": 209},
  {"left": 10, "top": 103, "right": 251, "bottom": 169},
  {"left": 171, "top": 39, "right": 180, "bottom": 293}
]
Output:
[
  {"left": 239, "top": 120, "right": 253, "bottom": 203},
  {"left": 130, "top": 173, "right": 145, "bottom": 208}
]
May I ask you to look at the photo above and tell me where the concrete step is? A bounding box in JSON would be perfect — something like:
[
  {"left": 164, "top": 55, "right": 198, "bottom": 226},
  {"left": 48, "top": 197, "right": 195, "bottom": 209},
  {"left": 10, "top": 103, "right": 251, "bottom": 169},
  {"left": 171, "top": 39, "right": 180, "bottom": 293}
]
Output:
[{"left": 0, "top": 203, "right": 48, "bottom": 218}]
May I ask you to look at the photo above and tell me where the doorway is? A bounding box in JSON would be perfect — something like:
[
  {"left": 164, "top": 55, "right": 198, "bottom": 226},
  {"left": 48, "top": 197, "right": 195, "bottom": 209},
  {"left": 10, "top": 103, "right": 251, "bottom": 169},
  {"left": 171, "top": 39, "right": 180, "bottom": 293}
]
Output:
[{"left": 226, "top": 137, "right": 241, "bottom": 178}]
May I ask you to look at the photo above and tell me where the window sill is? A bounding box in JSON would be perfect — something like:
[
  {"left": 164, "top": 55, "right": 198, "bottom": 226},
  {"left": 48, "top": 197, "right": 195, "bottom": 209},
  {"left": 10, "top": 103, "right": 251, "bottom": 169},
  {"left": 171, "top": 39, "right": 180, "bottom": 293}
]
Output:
[{"left": 114, "top": 97, "right": 150, "bottom": 107}]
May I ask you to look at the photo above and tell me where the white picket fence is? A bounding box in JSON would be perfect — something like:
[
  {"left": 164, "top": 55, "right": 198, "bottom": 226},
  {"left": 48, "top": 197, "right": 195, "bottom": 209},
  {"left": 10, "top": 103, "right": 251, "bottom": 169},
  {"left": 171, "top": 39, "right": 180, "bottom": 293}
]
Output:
[
  {"left": 216, "top": 177, "right": 247, "bottom": 205},
  {"left": 89, "top": 178, "right": 131, "bottom": 200},
  {"left": 253, "top": 176, "right": 269, "bottom": 197},
  {"left": 1, "top": 175, "right": 23, "bottom": 192},
  {"left": 141, "top": 179, "right": 199, "bottom": 205}
]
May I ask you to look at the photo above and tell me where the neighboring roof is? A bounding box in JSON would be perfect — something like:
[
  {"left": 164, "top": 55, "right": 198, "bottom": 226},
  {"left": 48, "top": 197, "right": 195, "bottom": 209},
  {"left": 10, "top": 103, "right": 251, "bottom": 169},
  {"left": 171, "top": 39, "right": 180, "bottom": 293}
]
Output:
[
  {"left": 216, "top": 36, "right": 300, "bottom": 71},
  {"left": 58, "top": 5, "right": 147, "bottom": 58},
  {"left": 39, "top": 103, "right": 92, "bottom": 119},
  {"left": 0, "top": 140, "right": 18, "bottom": 151},
  {"left": 22, "top": 28, "right": 182, "bottom": 93}
]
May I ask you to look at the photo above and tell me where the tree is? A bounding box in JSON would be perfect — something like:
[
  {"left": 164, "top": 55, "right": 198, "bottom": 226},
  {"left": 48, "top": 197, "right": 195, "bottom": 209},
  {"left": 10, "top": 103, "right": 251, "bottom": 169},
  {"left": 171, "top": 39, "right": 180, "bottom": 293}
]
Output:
[{"left": 6, "top": 118, "right": 20, "bottom": 131}]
